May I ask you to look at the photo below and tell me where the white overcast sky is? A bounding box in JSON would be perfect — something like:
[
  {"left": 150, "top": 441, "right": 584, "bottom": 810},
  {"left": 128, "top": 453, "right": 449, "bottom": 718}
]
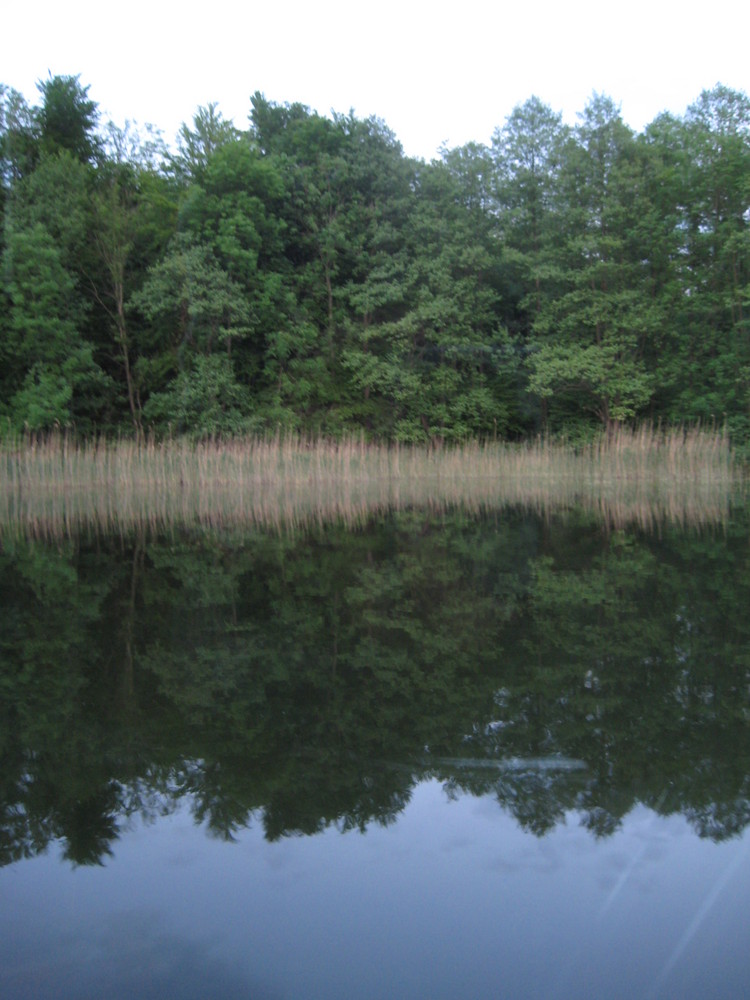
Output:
[{"left": 3, "top": 0, "right": 748, "bottom": 161}]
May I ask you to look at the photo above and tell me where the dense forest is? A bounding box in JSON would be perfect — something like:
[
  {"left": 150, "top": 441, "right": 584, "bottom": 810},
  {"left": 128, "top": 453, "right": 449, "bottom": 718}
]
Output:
[{"left": 1, "top": 75, "right": 749, "bottom": 443}]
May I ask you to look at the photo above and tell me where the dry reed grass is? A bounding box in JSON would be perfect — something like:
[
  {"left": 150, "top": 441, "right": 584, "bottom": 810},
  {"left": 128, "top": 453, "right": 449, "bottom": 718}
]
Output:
[{"left": 0, "top": 426, "right": 744, "bottom": 539}]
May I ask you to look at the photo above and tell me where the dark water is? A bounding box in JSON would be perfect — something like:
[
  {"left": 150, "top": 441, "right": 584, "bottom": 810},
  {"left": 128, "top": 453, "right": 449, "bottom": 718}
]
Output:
[{"left": 1, "top": 508, "right": 749, "bottom": 998}]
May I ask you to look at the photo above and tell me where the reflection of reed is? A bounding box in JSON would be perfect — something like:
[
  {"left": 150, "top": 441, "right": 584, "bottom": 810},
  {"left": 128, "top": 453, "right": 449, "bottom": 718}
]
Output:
[{"left": 0, "top": 428, "right": 744, "bottom": 538}]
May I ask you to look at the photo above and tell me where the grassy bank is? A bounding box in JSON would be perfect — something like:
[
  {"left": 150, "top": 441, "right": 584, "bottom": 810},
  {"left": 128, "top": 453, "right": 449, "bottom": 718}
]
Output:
[{"left": 0, "top": 426, "right": 743, "bottom": 537}]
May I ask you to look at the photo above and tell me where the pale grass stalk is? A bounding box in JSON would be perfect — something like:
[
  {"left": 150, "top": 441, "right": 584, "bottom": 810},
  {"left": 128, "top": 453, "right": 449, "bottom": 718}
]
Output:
[{"left": 0, "top": 427, "right": 743, "bottom": 539}]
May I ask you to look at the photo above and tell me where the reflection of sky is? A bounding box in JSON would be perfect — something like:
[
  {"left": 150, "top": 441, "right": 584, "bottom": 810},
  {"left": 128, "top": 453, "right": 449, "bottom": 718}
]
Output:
[{"left": 2, "top": 781, "right": 749, "bottom": 999}]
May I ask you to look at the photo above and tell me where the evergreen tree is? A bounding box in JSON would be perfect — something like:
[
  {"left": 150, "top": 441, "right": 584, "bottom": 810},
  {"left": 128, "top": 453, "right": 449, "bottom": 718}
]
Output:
[{"left": 528, "top": 96, "right": 654, "bottom": 431}]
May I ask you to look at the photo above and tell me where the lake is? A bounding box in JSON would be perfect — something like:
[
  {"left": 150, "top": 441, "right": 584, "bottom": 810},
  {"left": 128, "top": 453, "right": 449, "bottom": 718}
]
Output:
[{"left": 1, "top": 505, "right": 749, "bottom": 998}]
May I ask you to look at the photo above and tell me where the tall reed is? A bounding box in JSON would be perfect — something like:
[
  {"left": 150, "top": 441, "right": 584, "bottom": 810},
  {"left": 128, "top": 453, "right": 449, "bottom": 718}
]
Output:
[{"left": 0, "top": 426, "right": 743, "bottom": 538}]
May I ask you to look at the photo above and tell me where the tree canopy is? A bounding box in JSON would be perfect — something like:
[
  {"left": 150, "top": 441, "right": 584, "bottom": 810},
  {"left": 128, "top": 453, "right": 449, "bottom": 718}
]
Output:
[{"left": 1, "top": 77, "right": 749, "bottom": 444}]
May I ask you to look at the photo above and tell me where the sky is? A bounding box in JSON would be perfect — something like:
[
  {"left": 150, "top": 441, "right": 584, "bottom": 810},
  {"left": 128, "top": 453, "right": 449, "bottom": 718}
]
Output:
[{"left": 2, "top": 0, "right": 749, "bottom": 161}]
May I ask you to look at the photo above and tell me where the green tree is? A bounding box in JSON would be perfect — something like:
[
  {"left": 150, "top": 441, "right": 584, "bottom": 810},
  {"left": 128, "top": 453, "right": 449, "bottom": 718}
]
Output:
[
  {"left": 132, "top": 235, "right": 254, "bottom": 433},
  {"left": 1, "top": 145, "right": 119, "bottom": 430},
  {"left": 342, "top": 158, "right": 508, "bottom": 441},
  {"left": 5, "top": 147, "right": 91, "bottom": 264},
  {"left": 169, "top": 102, "right": 239, "bottom": 186},
  {"left": 491, "top": 96, "right": 569, "bottom": 336},
  {"left": 88, "top": 148, "right": 177, "bottom": 434},
  {"left": 133, "top": 235, "right": 252, "bottom": 358},
  {"left": 0, "top": 86, "right": 39, "bottom": 189},
  {"left": 2, "top": 223, "right": 109, "bottom": 430},
  {"left": 676, "top": 86, "right": 750, "bottom": 433},
  {"left": 528, "top": 95, "right": 655, "bottom": 431},
  {"left": 36, "top": 73, "right": 101, "bottom": 164}
]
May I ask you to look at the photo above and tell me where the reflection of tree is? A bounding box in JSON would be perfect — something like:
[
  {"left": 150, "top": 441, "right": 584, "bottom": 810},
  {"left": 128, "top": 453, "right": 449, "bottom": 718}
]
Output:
[
  {"left": 57, "top": 785, "right": 121, "bottom": 866},
  {"left": 489, "top": 514, "right": 750, "bottom": 839},
  {"left": 1, "top": 508, "right": 749, "bottom": 866},
  {"left": 0, "top": 534, "right": 157, "bottom": 866}
]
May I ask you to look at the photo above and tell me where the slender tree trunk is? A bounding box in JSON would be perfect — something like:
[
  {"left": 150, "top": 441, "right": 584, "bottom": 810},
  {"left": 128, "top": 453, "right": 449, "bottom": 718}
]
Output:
[{"left": 114, "top": 279, "right": 142, "bottom": 438}]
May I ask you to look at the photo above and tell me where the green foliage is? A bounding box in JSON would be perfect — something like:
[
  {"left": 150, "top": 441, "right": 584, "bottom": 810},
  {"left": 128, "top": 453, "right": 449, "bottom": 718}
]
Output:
[
  {"left": 143, "top": 354, "right": 256, "bottom": 436},
  {"left": 133, "top": 235, "right": 251, "bottom": 354},
  {"left": 0, "top": 85, "right": 39, "bottom": 184},
  {"left": 36, "top": 73, "right": 101, "bottom": 163},
  {"left": 2, "top": 223, "right": 110, "bottom": 430},
  {"left": 169, "top": 102, "right": 239, "bottom": 185},
  {"left": 527, "top": 97, "right": 656, "bottom": 428},
  {"left": 1, "top": 75, "right": 749, "bottom": 443}
]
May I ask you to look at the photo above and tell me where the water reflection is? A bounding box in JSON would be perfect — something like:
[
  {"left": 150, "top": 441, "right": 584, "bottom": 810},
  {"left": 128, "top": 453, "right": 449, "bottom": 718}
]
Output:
[
  {"left": 1, "top": 508, "right": 749, "bottom": 867},
  {"left": 2, "top": 786, "right": 748, "bottom": 1000},
  {"left": 0, "top": 433, "right": 744, "bottom": 540}
]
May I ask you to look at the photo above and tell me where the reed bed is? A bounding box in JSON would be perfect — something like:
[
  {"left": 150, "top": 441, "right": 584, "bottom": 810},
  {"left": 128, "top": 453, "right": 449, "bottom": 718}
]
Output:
[{"left": 0, "top": 426, "right": 743, "bottom": 539}]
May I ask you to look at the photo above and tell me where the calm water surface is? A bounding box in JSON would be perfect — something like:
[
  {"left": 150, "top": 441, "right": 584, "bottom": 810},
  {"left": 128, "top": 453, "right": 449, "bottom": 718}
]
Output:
[{"left": 1, "top": 507, "right": 749, "bottom": 998}]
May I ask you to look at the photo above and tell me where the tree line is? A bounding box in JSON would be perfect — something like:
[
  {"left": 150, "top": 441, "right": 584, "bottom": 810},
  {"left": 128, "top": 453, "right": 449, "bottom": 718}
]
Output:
[{"left": 1, "top": 75, "right": 749, "bottom": 443}]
